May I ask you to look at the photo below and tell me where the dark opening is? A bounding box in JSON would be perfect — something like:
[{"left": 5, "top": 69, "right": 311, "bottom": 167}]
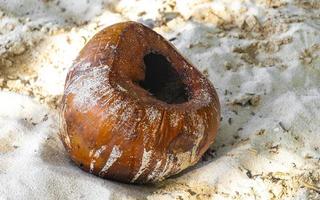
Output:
[{"left": 139, "top": 53, "right": 189, "bottom": 104}]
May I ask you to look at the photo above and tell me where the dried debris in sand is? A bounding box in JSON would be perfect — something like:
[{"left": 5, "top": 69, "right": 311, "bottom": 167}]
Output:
[
  {"left": 227, "top": 93, "right": 261, "bottom": 107},
  {"left": 148, "top": 181, "right": 215, "bottom": 200}
]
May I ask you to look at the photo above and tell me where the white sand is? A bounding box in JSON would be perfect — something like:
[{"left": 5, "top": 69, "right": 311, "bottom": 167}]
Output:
[{"left": 0, "top": 0, "right": 319, "bottom": 199}]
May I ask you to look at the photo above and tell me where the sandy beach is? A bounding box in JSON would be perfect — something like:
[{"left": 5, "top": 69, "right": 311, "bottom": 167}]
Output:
[{"left": 0, "top": 0, "right": 319, "bottom": 199}]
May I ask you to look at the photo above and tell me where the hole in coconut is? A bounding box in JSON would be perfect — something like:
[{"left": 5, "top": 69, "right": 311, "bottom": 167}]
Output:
[{"left": 139, "top": 53, "right": 189, "bottom": 104}]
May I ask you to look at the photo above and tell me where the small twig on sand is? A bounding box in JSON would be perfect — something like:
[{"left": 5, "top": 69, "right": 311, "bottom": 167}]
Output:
[{"left": 301, "top": 181, "right": 320, "bottom": 193}]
